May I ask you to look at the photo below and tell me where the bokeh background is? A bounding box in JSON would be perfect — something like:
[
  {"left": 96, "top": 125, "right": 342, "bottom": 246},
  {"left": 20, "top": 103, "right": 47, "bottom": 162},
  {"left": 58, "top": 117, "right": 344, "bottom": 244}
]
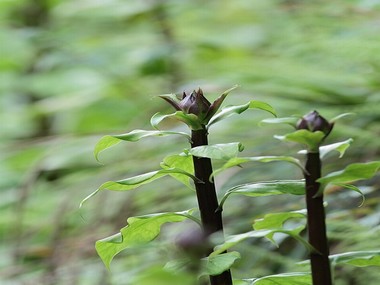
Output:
[{"left": 1, "top": 0, "right": 380, "bottom": 284}]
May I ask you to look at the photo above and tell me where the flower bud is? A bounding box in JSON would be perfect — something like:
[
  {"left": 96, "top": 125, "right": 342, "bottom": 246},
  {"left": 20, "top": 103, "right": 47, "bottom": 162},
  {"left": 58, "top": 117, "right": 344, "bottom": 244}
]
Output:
[
  {"left": 179, "top": 89, "right": 211, "bottom": 119},
  {"left": 175, "top": 227, "right": 209, "bottom": 259},
  {"left": 297, "top": 110, "right": 334, "bottom": 136}
]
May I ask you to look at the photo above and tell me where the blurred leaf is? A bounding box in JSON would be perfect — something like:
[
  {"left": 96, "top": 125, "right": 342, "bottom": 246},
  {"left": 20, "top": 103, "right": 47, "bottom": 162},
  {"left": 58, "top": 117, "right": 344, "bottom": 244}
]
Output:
[
  {"left": 95, "top": 210, "right": 194, "bottom": 269},
  {"left": 188, "top": 142, "right": 244, "bottom": 160},
  {"left": 213, "top": 156, "right": 305, "bottom": 177},
  {"left": 330, "top": 250, "right": 380, "bottom": 267},
  {"left": 260, "top": 117, "right": 299, "bottom": 127},
  {"left": 219, "top": 180, "right": 305, "bottom": 210},
  {"left": 201, "top": 251, "right": 241, "bottom": 276},
  {"left": 94, "top": 130, "right": 190, "bottom": 161},
  {"left": 330, "top": 113, "right": 355, "bottom": 123},
  {"left": 244, "top": 272, "right": 311, "bottom": 285}
]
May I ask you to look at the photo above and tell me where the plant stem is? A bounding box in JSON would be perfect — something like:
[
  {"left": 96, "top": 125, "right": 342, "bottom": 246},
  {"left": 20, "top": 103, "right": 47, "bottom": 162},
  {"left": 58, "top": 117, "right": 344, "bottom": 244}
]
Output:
[
  {"left": 191, "top": 128, "right": 233, "bottom": 285},
  {"left": 304, "top": 152, "right": 332, "bottom": 285}
]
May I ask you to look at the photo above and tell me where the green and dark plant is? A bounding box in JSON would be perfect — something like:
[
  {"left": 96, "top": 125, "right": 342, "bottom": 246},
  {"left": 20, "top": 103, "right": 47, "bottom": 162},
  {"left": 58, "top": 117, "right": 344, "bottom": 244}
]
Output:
[{"left": 82, "top": 87, "right": 380, "bottom": 285}]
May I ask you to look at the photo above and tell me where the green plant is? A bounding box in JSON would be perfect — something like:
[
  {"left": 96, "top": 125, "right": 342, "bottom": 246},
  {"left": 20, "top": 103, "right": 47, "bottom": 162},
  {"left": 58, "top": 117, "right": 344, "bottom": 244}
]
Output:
[{"left": 82, "top": 89, "right": 380, "bottom": 285}]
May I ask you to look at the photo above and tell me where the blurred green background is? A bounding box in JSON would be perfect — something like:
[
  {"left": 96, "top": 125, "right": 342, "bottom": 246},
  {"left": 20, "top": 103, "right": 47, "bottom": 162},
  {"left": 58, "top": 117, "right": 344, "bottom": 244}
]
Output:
[{"left": 1, "top": 0, "right": 379, "bottom": 284}]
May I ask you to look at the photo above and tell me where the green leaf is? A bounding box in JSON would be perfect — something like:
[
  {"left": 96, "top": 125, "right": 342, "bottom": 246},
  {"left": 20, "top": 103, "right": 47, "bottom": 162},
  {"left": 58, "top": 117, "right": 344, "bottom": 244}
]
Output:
[
  {"left": 205, "top": 85, "right": 239, "bottom": 122},
  {"left": 94, "top": 130, "right": 190, "bottom": 161},
  {"left": 260, "top": 116, "right": 299, "bottom": 127},
  {"left": 298, "top": 138, "right": 354, "bottom": 159},
  {"left": 207, "top": 100, "right": 276, "bottom": 128},
  {"left": 253, "top": 210, "right": 307, "bottom": 244},
  {"left": 244, "top": 272, "right": 311, "bottom": 285},
  {"left": 207, "top": 102, "right": 251, "bottom": 127},
  {"left": 80, "top": 168, "right": 198, "bottom": 207},
  {"left": 201, "top": 251, "right": 241, "bottom": 276},
  {"left": 213, "top": 156, "right": 305, "bottom": 177},
  {"left": 275, "top": 130, "right": 325, "bottom": 151},
  {"left": 318, "top": 161, "right": 380, "bottom": 185},
  {"left": 330, "top": 250, "right": 380, "bottom": 267},
  {"left": 211, "top": 227, "right": 311, "bottom": 256},
  {"left": 188, "top": 142, "right": 244, "bottom": 160},
  {"left": 219, "top": 180, "right": 305, "bottom": 210},
  {"left": 95, "top": 210, "right": 194, "bottom": 269},
  {"left": 160, "top": 154, "right": 194, "bottom": 189},
  {"left": 151, "top": 111, "right": 203, "bottom": 130},
  {"left": 249, "top": 100, "right": 277, "bottom": 117}
]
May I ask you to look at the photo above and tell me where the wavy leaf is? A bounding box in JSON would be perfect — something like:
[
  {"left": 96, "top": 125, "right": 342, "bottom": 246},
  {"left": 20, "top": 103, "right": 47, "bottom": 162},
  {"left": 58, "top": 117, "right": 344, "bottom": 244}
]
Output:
[
  {"left": 213, "top": 156, "right": 305, "bottom": 177},
  {"left": 201, "top": 251, "right": 241, "bottom": 276},
  {"left": 219, "top": 180, "right": 305, "bottom": 210},
  {"left": 95, "top": 210, "right": 195, "bottom": 269},
  {"left": 94, "top": 130, "right": 190, "bottom": 161},
  {"left": 80, "top": 168, "right": 198, "bottom": 207},
  {"left": 253, "top": 210, "right": 307, "bottom": 244}
]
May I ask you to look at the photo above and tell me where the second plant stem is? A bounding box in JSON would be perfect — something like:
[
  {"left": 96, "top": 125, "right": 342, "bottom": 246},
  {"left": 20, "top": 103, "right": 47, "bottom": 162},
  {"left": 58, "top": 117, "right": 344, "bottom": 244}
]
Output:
[
  {"left": 304, "top": 152, "right": 332, "bottom": 285},
  {"left": 191, "top": 128, "right": 233, "bottom": 285}
]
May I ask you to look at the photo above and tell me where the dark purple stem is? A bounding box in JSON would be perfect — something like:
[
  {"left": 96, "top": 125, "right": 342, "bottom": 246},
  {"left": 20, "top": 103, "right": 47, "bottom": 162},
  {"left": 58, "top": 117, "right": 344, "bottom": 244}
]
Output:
[
  {"left": 304, "top": 152, "right": 333, "bottom": 285},
  {"left": 191, "top": 128, "right": 232, "bottom": 285}
]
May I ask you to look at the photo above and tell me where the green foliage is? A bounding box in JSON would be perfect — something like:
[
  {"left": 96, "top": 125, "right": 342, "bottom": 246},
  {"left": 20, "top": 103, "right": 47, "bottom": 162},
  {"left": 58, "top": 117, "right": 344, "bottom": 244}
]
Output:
[
  {"left": 2, "top": 0, "right": 380, "bottom": 284},
  {"left": 95, "top": 210, "right": 196, "bottom": 269},
  {"left": 242, "top": 272, "right": 311, "bottom": 285}
]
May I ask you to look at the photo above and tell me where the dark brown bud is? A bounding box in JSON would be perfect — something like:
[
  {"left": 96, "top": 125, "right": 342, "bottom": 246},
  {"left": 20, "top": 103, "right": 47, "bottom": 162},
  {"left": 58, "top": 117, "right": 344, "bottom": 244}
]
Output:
[
  {"left": 297, "top": 110, "right": 334, "bottom": 136},
  {"left": 175, "top": 227, "right": 210, "bottom": 259}
]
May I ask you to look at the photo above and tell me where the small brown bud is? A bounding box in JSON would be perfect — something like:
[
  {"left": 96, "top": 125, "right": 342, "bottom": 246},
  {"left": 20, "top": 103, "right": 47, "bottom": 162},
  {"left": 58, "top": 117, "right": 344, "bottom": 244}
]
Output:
[{"left": 297, "top": 110, "right": 334, "bottom": 136}]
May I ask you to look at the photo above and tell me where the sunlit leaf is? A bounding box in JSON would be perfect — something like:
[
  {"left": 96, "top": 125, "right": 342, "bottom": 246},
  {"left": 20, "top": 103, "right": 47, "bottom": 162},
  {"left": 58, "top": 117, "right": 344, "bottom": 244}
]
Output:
[
  {"left": 253, "top": 210, "right": 307, "bottom": 244},
  {"left": 330, "top": 250, "right": 380, "bottom": 267},
  {"left": 80, "top": 168, "right": 198, "bottom": 207},
  {"left": 188, "top": 142, "right": 244, "bottom": 160},
  {"left": 151, "top": 111, "right": 203, "bottom": 130},
  {"left": 95, "top": 210, "right": 194, "bottom": 269},
  {"left": 243, "top": 272, "right": 311, "bottom": 285},
  {"left": 275, "top": 130, "right": 325, "bottom": 151},
  {"left": 219, "top": 180, "right": 305, "bottom": 210},
  {"left": 213, "top": 156, "right": 305, "bottom": 177},
  {"left": 201, "top": 251, "right": 241, "bottom": 276},
  {"left": 94, "top": 130, "right": 190, "bottom": 161}
]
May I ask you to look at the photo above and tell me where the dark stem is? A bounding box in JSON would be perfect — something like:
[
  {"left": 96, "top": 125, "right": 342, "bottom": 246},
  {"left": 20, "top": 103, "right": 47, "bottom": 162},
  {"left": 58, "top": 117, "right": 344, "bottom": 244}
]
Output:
[
  {"left": 191, "top": 128, "right": 233, "bottom": 285},
  {"left": 304, "top": 152, "right": 333, "bottom": 285}
]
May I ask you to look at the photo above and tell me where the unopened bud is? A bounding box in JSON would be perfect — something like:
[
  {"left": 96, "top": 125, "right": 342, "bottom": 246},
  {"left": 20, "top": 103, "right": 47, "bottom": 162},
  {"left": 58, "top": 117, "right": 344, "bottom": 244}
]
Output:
[{"left": 297, "top": 110, "right": 334, "bottom": 136}]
